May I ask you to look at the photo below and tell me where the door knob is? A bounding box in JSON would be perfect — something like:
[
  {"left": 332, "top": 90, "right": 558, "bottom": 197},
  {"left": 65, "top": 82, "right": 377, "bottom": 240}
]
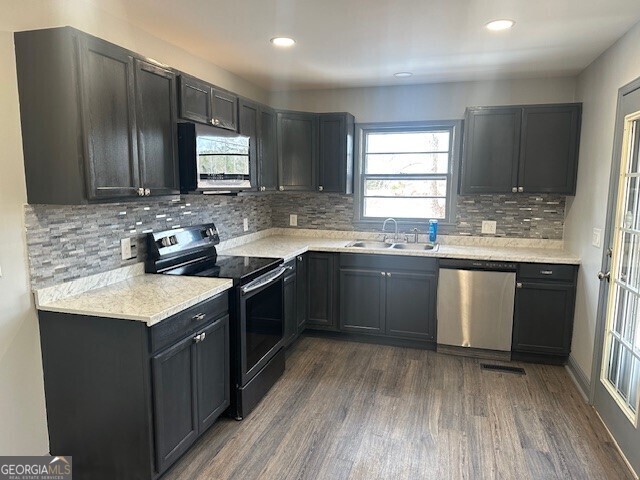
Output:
[
  {"left": 279, "top": 186, "right": 284, "bottom": 191},
  {"left": 597, "top": 271, "right": 611, "bottom": 281},
  {"left": 511, "top": 187, "right": 517, "bottom": 193},
  {"left": 137, "top": 187, "right": 145, "bottom": 196},
  {"left": 318, "top": 185, "right": 324, "bottom": 191}
]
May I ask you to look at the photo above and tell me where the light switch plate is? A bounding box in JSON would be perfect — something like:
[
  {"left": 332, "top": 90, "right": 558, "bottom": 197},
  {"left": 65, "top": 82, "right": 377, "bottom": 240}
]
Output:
[
  {"left": 592, "top": 227, "right": 602, "bottom": 248},
  {"left": 289, "top": 214, "right": 298, "bottom": 227},
  {"left": 243, "top": 218, "right": 249, "bottom": 232},
  {"left": 121, "top": 238, "right": 132, "bottom": 260},
  {"left": 481, "top": 220, "right": 497, "bottom": 234}
]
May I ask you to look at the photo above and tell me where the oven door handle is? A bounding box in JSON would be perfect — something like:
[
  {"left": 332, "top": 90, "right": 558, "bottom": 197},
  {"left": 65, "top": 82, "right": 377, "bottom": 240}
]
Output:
[{"left": 241, "top": 266, "right": 287, "bottom": 295}]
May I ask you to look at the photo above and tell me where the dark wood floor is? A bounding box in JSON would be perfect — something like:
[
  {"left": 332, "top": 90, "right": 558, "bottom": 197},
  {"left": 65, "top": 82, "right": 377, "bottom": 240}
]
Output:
[{"left": 164, "top": 336, "right": 632, "bottom": 480}]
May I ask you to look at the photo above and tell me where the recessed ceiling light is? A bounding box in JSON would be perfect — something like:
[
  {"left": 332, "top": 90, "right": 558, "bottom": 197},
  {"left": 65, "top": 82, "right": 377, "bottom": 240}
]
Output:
[
  {"left": 270, "top": 37, "right": 296, "bottom": 47},
  {"left": 394, "top": 72, "right": 413, "bottom": 78},
  {"left": 485, "top": 19, "right": 515, "bottom": 31}
]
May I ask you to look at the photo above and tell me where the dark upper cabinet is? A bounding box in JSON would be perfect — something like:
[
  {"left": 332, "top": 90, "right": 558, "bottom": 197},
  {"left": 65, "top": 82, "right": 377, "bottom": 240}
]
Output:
[
  {"left": 385, "top": 271, "right": 436, "bottom": 341},
  {"left": 518, "top": 105, "right": 581, "bottom": 194},
  {"left": 135, "top": 60, "right": 180, "bottom": 196},
  {"left": 15, "top": 27, "right": 180, "bottom": 204},
  {"left": 178, "top": 74, "right": 211, "bottom": 125},
  {"left": 259, "top": 107, "right": 279, "bottom": 191},
  {"left": 177, "top": 75, "right": 237, "bottom": 131},
  {"left": 151, "top": 335, "right": 198, "bottom": 473},
  {"left": 296, "top": 254, "right": 308, "bottom": 333},
  {"left": 318, "top": 113, "right": 355, "bottom": 194},
  {"left": 460, "top": 104, "right": 582, "bottom": 195},
  {"left": 238, "top": 98, "right": 260, "bottom": 192},
  {"left": 307, "top": 253, "right": 339, "bottom": 329},
  {"left": 460, "top": 107, "right": 521, "bottom": 195},
  {"left": 339, "top": 268, "right": 386, "bottom": 334},
  {"left": 195, "top": 315, "right": 230, "bottom": 432},
  {"left": 512, "top": 264, "right": 578, "bottom": 358},
  {"left": 277, "top": 111, "right": 318, "bottom": 191},
  {"left": 211, "top": 88, "right": 238, "bottom": 131}
]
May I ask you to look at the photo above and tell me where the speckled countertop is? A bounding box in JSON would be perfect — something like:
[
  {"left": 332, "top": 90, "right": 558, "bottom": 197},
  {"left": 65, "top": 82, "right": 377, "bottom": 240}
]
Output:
[
  {"left": 219, "top": 233, "right": 581, "bottom": 265},
  {"left": 36, "top": 267, "right": 233, "bottom": 326}
]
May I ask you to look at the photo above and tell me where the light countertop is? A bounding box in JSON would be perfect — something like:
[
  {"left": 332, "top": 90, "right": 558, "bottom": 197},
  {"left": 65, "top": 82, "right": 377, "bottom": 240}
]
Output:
[
  {"left": 219, "top": 235, "right": 580, "bottom": 265},
  {"left": 36, "top": 273, "right": 233, "bottom": 326}
]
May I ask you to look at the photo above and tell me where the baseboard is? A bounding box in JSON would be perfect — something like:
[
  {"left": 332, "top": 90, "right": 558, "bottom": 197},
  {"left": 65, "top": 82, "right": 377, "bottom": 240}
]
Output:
[
  {"left": 594, "top": 409, "right": 639, "bottom": 479},
  {"left": 565, "top": 355, "right": 591, "bottom": 402}
]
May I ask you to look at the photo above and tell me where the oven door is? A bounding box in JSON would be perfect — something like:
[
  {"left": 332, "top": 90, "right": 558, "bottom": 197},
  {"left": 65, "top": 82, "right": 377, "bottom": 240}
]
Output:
[{"left": 239, "top": 266, "right": 286, "bottom": 385}]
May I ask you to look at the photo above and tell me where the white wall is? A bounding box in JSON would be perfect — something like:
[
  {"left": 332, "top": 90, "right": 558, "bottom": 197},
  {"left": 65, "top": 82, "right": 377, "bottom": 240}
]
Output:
[
  {"left": 269, "top": 77, "right": 577, "bottom": 122},
  {"left": 0, "top": 30, "right": 49, "bottom": 455},
  {"left": 0, "top": 0, "right": 269, "bottom": 104},
  {"left": 565, "top": 21, "right": 640, "bottom": 381}
]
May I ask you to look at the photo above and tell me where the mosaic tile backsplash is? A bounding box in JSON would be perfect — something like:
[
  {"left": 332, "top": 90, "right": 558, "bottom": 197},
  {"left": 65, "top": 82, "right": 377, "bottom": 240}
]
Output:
[
  {"left": 271, "top": 193, "right": 565, "bottom": 238},
  {"left": 25, "top": 194, "right": 272, "bottom": 289},
  {"left": 25, "top": 192, "right": 564, "bottom": 289}
]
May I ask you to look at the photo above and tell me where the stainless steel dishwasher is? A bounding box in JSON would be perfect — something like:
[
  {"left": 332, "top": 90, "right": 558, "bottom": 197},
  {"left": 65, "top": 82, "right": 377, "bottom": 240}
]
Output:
[{"left": 437, "top": 259, "right": 517, "bottom": 352}]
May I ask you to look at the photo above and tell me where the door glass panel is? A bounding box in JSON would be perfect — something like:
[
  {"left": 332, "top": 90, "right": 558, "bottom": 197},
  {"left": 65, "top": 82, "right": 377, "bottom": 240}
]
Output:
[{"left": 602, "top": 113, "right": 640, "bottom": 422}]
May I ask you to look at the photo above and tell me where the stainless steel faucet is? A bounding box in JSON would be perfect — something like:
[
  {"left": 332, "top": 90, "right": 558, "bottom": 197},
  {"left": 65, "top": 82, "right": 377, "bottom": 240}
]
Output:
[
  {"left": 411, "top": 228, "right": 420, "bottom": 243},
  {"left": 382, "top": 218, "right": 398, "bottom": 243}
]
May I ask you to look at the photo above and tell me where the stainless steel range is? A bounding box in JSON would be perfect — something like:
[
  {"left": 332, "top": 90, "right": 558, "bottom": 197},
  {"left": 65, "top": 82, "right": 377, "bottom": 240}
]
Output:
[{"left": 146, "top": 223, "right": 286, "bottom": 419}]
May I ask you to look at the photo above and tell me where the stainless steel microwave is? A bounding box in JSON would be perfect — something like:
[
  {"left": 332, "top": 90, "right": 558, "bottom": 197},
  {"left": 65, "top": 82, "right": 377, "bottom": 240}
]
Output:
[{"left": 178, "top": 123, "right": 251, "bottom": 193}]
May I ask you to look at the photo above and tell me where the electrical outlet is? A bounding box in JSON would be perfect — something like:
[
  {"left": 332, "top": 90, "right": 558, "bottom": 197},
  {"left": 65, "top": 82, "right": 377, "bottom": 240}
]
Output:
[
  {"left": 289, "top": 214, "right": 298, "bottom": 227},
  {"left": 243, "top": 218, "right": 249, "bottom": 232},
  {"left": 592, "top": 227, "right": 602, "bottom": 248},
  {"left": 481, "top": 220, "right": 497, "bottom": 234}
]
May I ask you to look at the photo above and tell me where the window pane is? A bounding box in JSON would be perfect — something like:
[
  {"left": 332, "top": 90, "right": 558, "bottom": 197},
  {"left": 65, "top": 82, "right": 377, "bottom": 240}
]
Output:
[
  {"left": 366, "top": 131, "right": 450, "bottom": 153},
  {"left": 365, "top": 153, "right": 449, "bottom": 174},
  {"left": 364, "top": 179, "right": 447, "bottom": 197},
  {"left": 364, "top": 197, "right": 446, "bottom": 219}
]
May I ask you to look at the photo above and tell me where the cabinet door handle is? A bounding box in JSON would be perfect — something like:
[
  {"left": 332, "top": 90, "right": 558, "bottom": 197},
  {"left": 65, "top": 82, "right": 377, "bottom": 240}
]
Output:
[
  {"left": 516, "top": 282, "right": 523, "bottom": 288},
  {"left": 518, "top": 186, "right": 524, "bottom": 193},
  {"left": 297, "top": 256, "right": 303, "bottom": 262},
  {"left": 137, "top": 187, "right": 145, "bottom": 196},
  {"left": 279, "top": 186, "right": 284, "bottom": 191},
  {"left": 193, "top": 313, "right": 206, "bottom": 321},
  {"left": 511, "top": 187, "right": 517, "bottom": 193},
  {"left": 145, "top": 188, "right": 151, "bottom": 196},
  {"left": 381, "top": 272, "right": 385, "bottom": 276},
  {"left": 318, "top": 185, "right": 324, "bottom": 192},
  {"left": 194, "top": 333, "right": 202, "bottom": 343},
  {"left": 386, "top": 272, "right": 391, "bottom": 277}
]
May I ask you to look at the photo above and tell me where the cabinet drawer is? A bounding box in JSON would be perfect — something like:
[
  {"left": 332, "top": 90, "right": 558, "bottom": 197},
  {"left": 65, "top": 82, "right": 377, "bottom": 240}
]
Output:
[
  {"left": 518, "top": 263, "right": 577, "bottom": 283},
  {"left": 340, "top": 253, "right": 437, "bottom": 273},
  {"left": 150, "top": 293, "right": 229, "bottom": 353}
]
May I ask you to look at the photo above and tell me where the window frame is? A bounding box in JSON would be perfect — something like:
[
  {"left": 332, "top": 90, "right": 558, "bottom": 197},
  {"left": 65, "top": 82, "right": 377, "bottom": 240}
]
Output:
[{"left": 353, "top": 120, "right": 462, "bottom": 228}]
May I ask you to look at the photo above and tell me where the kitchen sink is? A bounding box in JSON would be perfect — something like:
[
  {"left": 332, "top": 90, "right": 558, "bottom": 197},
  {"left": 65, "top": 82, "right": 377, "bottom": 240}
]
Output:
[
  {"left": 391, "top": 243, "right": 437, "bottom": 251},
  {"left": 347, "top": 240, "right": 392, "bottom": 249}
]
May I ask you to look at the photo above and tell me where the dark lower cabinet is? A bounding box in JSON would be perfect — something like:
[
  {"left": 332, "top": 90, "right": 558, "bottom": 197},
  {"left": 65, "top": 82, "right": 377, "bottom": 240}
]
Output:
[
  {"left": 195, "top": 316, "right": 230, "bottom": 431},
  {"left": 307, "top": 253, "right": 339, "bottom": 329},
  {"left": 283, "top": 265, "right": 298, "bottom": 347},
  {"left": 338, "top": 256, "right": 437, "bottom": 343},
  {"left": 340, "top": 268, "right": 386, "bottom": 334},
  {"left": 296, "top": 255, "right": 308, "bottom": 333},
  {"left": 152, "top": 334, "right": 198, "bottom": 473},
  {"left": 37, "top": 293, "right": 230, "bottom": 480},
  {"left": 385, "top": 271, "right": 437, "bottom": 341},
  {"left": 512, "top": 263, "right": 578, "bottom": 363}
]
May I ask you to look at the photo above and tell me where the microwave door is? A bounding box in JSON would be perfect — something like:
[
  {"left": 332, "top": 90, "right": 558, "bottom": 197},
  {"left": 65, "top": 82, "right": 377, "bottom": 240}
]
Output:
[{"left": 194, "top": 128, "right": 251, "bottom": 190}]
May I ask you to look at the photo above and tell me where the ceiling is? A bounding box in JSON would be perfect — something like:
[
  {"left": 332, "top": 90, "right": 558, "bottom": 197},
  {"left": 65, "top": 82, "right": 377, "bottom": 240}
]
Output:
[{"left": 86, "top": 0, "right": 640, "bottom": 91}]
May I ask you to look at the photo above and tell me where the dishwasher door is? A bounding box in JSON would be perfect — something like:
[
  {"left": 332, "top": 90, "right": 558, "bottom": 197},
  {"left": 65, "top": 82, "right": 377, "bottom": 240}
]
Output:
[{"left": 437, "top": 268, "right": 516, "bottom": 351}]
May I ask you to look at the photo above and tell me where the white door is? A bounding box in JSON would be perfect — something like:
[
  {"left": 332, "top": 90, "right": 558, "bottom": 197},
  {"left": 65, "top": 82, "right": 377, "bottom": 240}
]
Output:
[{"left": 594, "top": 83, "right": 640, "bottom": 475}]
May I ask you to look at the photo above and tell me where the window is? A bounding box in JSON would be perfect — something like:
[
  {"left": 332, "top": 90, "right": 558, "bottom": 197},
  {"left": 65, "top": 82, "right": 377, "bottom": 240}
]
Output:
[{"left": 355, "top": 121, "right": 461, "bottom": 225}]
